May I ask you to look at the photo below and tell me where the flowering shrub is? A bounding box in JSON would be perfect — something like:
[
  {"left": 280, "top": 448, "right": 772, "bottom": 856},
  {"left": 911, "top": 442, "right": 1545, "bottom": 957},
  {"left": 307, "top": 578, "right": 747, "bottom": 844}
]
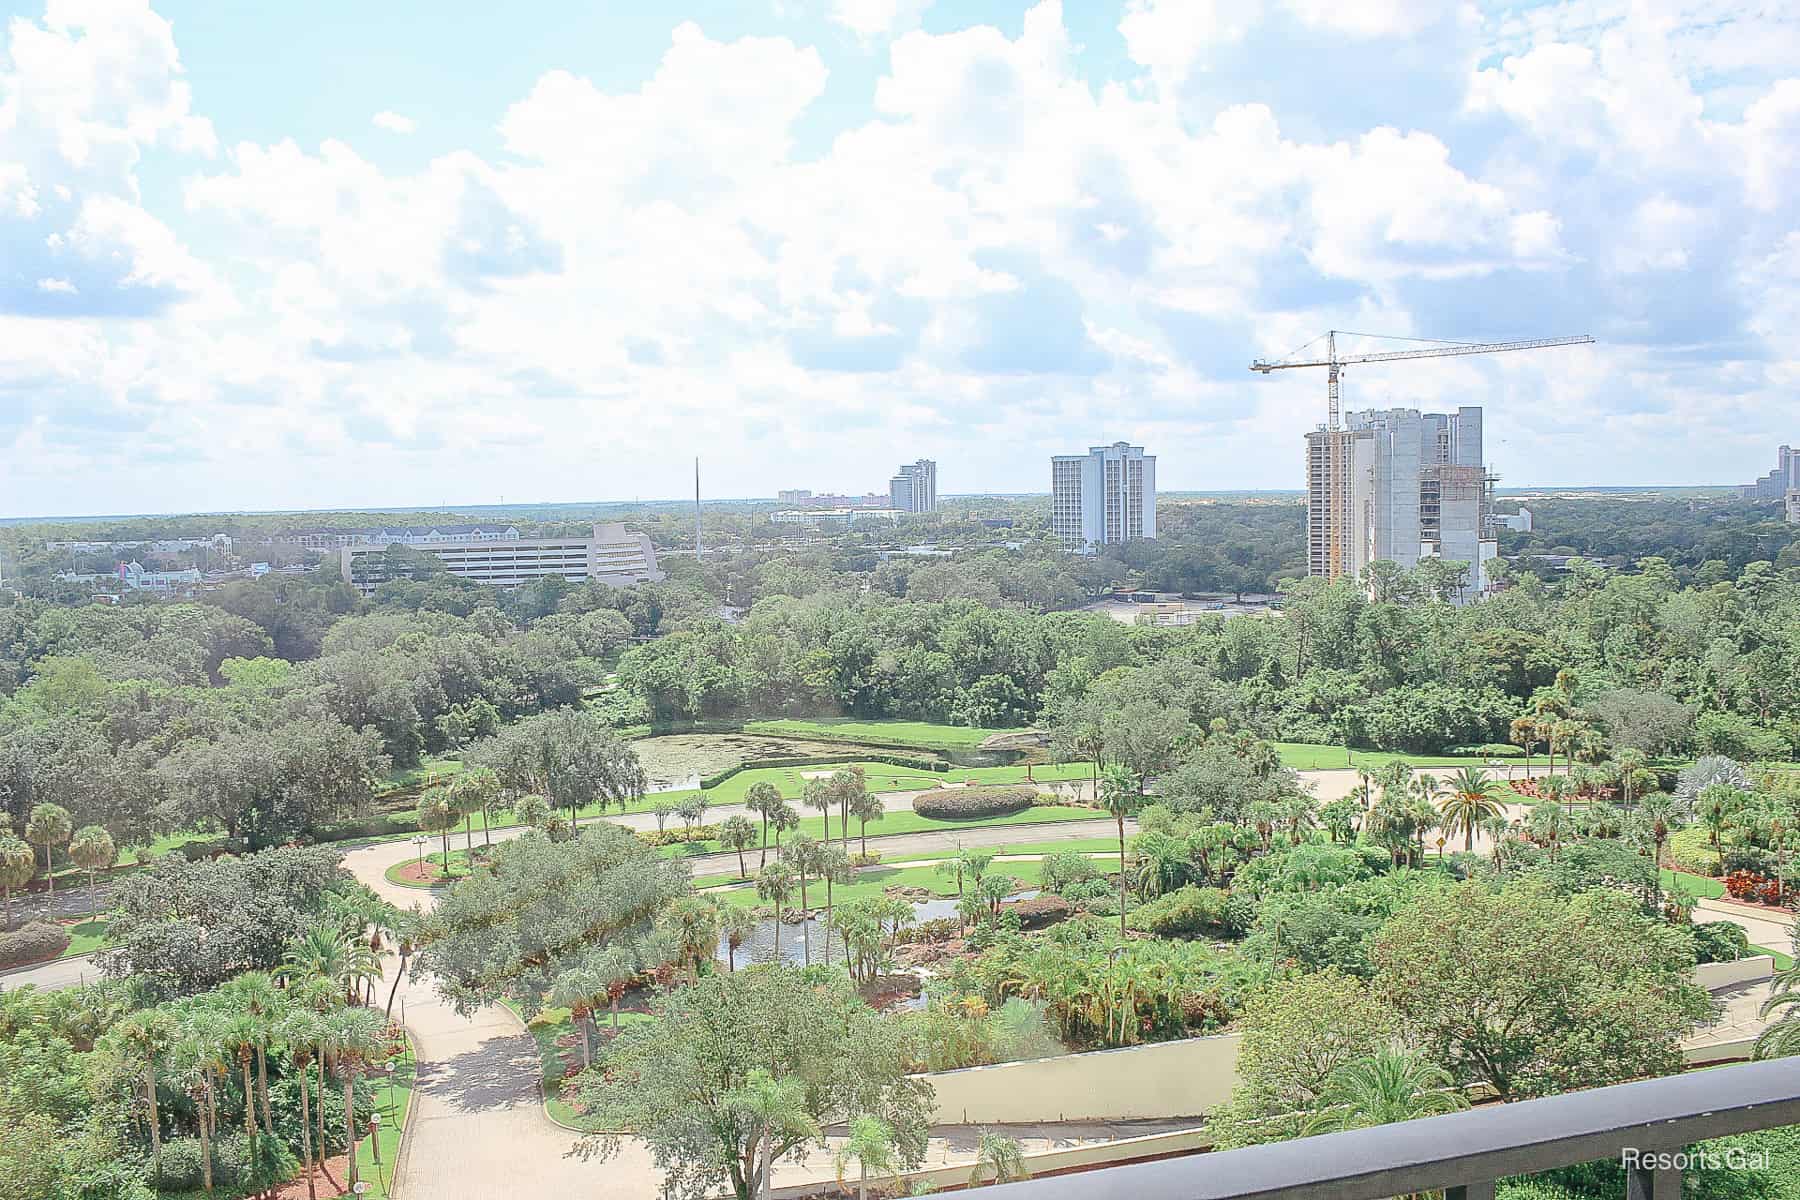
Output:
[
  {"left": 1757, "top": 879, "right": 1787, "bottom": 906},
  {"left": 1724, "top": 870, "right": 1763, "bottom": 900}
]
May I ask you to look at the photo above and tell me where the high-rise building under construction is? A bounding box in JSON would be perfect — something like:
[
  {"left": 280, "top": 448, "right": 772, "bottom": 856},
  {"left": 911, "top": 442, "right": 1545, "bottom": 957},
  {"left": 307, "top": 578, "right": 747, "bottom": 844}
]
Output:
[{"left": 1305, "top": 406, "right": 1497, "bottom": 599}]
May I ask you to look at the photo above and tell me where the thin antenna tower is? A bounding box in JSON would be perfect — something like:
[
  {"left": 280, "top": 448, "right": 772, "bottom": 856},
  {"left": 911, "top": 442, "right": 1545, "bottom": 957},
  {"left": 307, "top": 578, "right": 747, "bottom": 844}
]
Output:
[{"left": 694, "top": 457, "right": 702, "bottom": 555}]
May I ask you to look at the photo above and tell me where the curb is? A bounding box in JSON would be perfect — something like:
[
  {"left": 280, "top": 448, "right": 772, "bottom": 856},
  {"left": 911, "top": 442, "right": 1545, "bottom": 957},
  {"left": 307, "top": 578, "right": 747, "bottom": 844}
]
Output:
[
  {"left": 386, "top": 1029, "right": 421, "bottom": 1199},
  {"left": 0, "top": 950, "right": 95, "bottom": 979}
]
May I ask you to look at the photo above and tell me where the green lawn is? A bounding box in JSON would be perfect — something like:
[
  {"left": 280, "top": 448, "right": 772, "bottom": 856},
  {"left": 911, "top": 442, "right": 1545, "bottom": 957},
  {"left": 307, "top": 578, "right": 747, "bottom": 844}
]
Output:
[
  {"left": 741, "top": 718, "right": 1026, "bottom": 749},
  {"left": 349, "top": 1035, "right": 416, "bottom": 1199},
  {"left": 376, "top": 755, "right": 465, "bottom": 795},
  {"left": 1273, "top": 742, "right": 1522, "bottom": 771},
  {"left": 383, "top": 846, "right": 493, "bottom": 888},
  {"left": 1662, "top": 867, "right": 1727, "bottom": 899},
  {"left": 655, "top": 804, "right": 1109, "bottom": 864},
  {"left": 61, "top": 917, "right": 111, "bottom": 957}
]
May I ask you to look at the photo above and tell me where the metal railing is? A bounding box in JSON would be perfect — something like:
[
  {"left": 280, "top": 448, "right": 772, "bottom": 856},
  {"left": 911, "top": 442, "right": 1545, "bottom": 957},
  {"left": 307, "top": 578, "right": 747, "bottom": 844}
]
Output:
[{"left": 974, "top": 1057, "right": 1800, "bottom": 1200}]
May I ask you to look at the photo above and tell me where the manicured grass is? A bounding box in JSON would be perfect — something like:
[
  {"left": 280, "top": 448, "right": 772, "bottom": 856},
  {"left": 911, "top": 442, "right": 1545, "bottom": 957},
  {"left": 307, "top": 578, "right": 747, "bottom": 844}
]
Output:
[
  {"left": 741, "top": 718, "right": 1026, "bottom": 749},
  {"left": 653, "top": 804, "right": 1109, "bottom": 862},
  {"left": 1273, "top": 742, "right": 1521, "bottom": 771},
  {"left": 61, "top": 917, "right": 111, "bottom": 957},
  {"left": 1752, "top": 945, "right": 1796, "bottom": 970},
  {"left": 376, "top": 755, "right": 465, "bottom": 795},
  {"left": 382, "top": 847, "right": 490, "bottom": 888},
  {"left": 1662, "top": 867, "right": 1727, "bottom": 899},
  {"left": 348, "top": 1035, "right": 416, "bottom": 1199}
]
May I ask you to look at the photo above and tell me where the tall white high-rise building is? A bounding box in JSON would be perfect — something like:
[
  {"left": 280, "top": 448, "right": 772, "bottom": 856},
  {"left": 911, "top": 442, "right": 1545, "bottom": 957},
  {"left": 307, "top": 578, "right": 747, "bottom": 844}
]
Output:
[
  {"left": 888, "top": 459, "right": 938, "bottom": 513},
  {"left": 1305, "top": 406, "right": 1496, "bottom": 600},
  {"left": 1051, "top": 442, "right": 1156, "bottom": 551}
]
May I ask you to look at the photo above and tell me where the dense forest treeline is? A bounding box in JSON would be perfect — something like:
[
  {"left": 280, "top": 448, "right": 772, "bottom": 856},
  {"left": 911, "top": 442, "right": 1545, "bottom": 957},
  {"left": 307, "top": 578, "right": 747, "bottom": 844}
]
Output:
[{"left": 2, "top": 502, "right": 1797, "bottom": 858}]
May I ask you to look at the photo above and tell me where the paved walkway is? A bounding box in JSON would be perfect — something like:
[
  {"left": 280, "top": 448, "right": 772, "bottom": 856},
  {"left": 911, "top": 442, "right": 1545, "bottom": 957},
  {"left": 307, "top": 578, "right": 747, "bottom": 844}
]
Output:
[
  {"left": 0, "top": 952, "right": 101, "bottom": 993},
  {"left": 1695, "top": 896, "right": 1796, "bottom": 953}
]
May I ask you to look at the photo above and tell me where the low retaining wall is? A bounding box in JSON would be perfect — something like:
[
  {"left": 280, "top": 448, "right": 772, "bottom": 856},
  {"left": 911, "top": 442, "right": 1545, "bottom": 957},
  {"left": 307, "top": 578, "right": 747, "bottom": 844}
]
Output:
[
  {"left": 919, "top": 1033, "right": 1242, "bottom": 1125},
  {"left": 1696, "top": 955, "right": 1775, "bottom": 991},
  {"left": 771, "top": 1127, "right": 1209, "bottom": 1199}
]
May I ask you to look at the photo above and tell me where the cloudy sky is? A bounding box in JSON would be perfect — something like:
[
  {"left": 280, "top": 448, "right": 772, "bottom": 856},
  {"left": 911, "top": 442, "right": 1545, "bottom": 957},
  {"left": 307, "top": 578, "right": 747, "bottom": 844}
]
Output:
[{"left": 1, "top": 0, "right": 1796, "bottom": 517}]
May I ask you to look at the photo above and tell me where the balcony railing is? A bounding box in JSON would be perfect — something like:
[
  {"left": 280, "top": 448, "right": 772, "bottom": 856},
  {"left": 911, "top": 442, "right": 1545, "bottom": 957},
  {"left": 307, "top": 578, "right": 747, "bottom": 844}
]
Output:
[{"left": 974, "top": 1058, "right": 1800, "bottom": 1200}]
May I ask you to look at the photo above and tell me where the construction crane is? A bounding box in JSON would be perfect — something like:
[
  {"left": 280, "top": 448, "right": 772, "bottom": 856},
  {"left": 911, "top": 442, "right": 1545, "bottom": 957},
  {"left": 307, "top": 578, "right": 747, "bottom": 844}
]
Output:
[{"left": 1250, "top": 330, "right": 1595, "bottom": 430}]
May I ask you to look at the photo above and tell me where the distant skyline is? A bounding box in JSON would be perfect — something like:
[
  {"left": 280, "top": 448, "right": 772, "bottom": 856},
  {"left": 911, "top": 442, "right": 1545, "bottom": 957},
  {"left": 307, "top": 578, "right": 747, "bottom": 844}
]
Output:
[{"left": 3, "top": 1, "right": 1797, "bottom": 518}]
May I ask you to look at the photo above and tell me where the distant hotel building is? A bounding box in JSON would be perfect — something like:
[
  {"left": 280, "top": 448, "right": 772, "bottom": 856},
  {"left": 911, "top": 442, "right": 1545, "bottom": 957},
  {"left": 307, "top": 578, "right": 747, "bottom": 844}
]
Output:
[
  {"left": 1051, "top": 442, "right": 1156, "bottom": 551},
  {"left": 888, "top": 460, "right": 938, "bottom": 514},
  {"left": 1305, "top": 406, "right": 1497, "bottom": 600},
  {"left": 1739, "top": 445, "right": 1799, "bottom": 525},
  {"left": 339, "top": 522, "right": 661, "bottom": 593}
]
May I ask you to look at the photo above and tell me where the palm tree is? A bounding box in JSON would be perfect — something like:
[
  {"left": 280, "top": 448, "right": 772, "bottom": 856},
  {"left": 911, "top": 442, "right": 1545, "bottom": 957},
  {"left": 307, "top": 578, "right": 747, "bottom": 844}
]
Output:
[
  {"left": 743, "top": 781, "right": 784, "bottom": 870},
  {"left": 1755, "top": 928, "right": 1800, "bottom": 1060},
  {"left": 769, "top": 801, "right": 800, "bottom": 861},
  {"left": 1634, "top": 793, "right": 1679, "bottom": 911},
  {"left": 1698, "top": 784, "right": 1741, "bottom": 874},
  {"left": 1527, "top": 799, "right": 1565, "bottom": 862},
  {"left": 449, "top": 766, "right": 502, "bottom": 848},
  {"left": 834, "top": 1114, "right": 897, "bottom": 1200},
  {"left": 0, "top": 834, "right": 34, "bottom": 931},
  {"left": 720, "top": 815, "right": 759, "bottom": 879},
  {"left": 113, "top": 1009, "right": 177, "bottom": 1189},
  {"left": 725, "top": 1067, "right": 819, "bottom": 1200},
  {"left": 414, "top": 789, "right": 457, "bottom": 877},
  {"left": 756, "top": 862, "right": 796, "bottom": 963},
  {"left": 175, "top": 1006, "right": 230, "bottom": 1196},
  {"left": 661, "top": 894, "right": 724, "bottom": 984},
  {"left": 783, "top": 835, "right": 826, "bottom": 966},
  {"left": 721, "top": 905, "right": 758, "bottom": 972},
  {"left": 278, "top": 925, "right": 381, "bottom": 1006},
  {"left": 1100, "top": 763, "right": 1139, "bottom": 935},
  {"left": 1405, "top": 777, "right": 1439, "bottom": 863},
  {"left": 1437, "top": 767, "right": 1504, "bottom": 852},
  {"left": 830, "top": 766, "right": 867, "bottom": 849},
  {"left": 219, "top": 971, "right": 285, "bottom": 1138},
  {"left": 322, "top": 1006, "right": 389, "bottom": 1191},
  {"left": 970, "top": 1130, "right": 1029, "bottom": 1185},
  {"left": 802, "top": 778, "right": 834, "bottom": 844},
  {"left": 1278, "top": 790, "right": 1317, "bottom": 845},
  {"left": 550, "top": 967, "right": 606, "bottom": 1068},
  {"left": 1614, "top": 748, "right": 1649, "bottom": 806},
  {"left": 818, "top": 842, "right": 851, "bottom": 960},
  {"left": 23, "top": 802, "right": 71, "bottom": 900},
  {"left": 1303, "top": 1046, "right": 1468, "bottom": 1134},
  {"left": 850, "top": 788, "right": 886, "bottom": 857},
  {"left": 67, "top": 824, "right": 116, "bottom": 920},
  {"left": 276, "top": 1008, "right": 327, "bottom": 1199}
]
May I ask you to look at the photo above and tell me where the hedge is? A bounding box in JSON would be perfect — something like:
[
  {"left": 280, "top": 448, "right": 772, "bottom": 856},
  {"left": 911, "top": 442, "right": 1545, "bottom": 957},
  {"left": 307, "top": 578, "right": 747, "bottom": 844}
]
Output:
[
  {"left": 640, "top": 825, "right": 719, "bottom": 848},
  {"left": 0, "top": 921, "right": 72, "bottom": 969},
  {"left": 912, "top": 786, "right": 1038, "bottom": 819},
  {"left": 1667, "top": 827, "right": 1726, "bottom": 876},
  {"left": 1693, "top": 920, "right": 1751, "bottom": 964},
  {"left": 697, "top": 753, "right": 947, "bottom": 792}
]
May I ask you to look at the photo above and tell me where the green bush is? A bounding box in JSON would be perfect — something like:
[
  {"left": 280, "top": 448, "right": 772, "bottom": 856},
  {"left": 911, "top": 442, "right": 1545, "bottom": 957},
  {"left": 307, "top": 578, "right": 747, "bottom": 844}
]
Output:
[
  {"left": 1039, "top": 849, "right": 1100, "bottom": 894},
  {"left": 1061, "top": 877, "right": 1114, "bottom": 905},
  {"left": 1667, "top": 827, "right": 1724, "bottom": 876},
  {"left": 912, "top": 785, "right": 1037, "bottom": 819},
  {"left": 1127, "top": 886, "right": 1237, "bottom": 938},
  {"left": 1692, "top": 920, "right": 1751, "bottom": 964},
  {"left": 0, "top": 921, "right": 70, "bottom": 969}
]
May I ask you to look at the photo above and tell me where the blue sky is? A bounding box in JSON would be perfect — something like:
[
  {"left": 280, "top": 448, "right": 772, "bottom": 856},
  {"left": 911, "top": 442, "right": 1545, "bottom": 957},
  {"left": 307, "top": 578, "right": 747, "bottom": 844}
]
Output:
[{"left": 1, "top": 0, "right": 1797, "bottom": 517}]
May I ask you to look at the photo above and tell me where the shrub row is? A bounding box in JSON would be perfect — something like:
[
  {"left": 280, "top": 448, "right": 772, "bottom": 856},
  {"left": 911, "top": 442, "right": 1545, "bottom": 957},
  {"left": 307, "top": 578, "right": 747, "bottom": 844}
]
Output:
[
  {"left": 912, "top": 785, "right": 1039, "bottom": 819},
  {"left": 639, "top": 825, "right": 720, "bottom": 848},
  {"left": 0, "top": 921, "right": 71, "bottom": 969},
  {"left": 1003, "top": 894, "right": 1074, "bottom": 929},
  {"left": 697, "top": 752, "right": 947, "bottom": 792}
]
